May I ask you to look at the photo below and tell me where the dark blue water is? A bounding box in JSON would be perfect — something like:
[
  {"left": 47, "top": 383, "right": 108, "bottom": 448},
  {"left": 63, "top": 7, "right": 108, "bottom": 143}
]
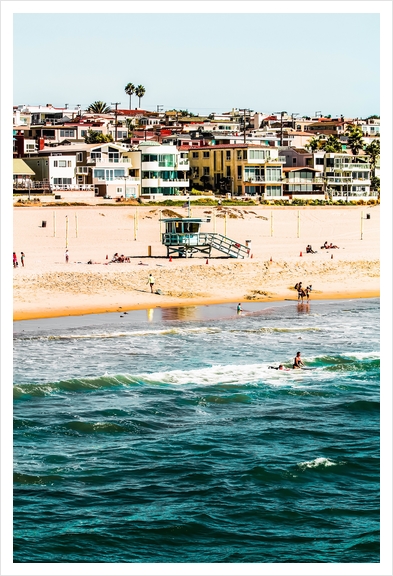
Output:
[{"left": 13, "top": 299, "right": 380, "bottom": 563}]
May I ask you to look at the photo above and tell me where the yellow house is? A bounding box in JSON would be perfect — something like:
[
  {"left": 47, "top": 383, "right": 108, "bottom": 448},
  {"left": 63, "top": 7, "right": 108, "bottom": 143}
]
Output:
[{"left": 188, "top": 144, "right": 285, "bottom": 198}]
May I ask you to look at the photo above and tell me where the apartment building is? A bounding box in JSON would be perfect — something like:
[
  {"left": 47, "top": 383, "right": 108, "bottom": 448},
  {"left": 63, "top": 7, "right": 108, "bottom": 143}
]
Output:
[
  {"left": 139, "top": 141, "right": 189, "bottom": 198},
  {"left": 324, "top": 153, "right": 373, "bottom": 200},
  {"left": 189, "top": 144, "right": 285, "bottom": 198}
]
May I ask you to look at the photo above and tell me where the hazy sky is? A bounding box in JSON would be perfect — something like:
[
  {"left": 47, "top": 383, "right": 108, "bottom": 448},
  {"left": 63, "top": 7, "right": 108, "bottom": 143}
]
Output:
[{"left": 13, "top": 11, "right": 380, "bottom": 118}]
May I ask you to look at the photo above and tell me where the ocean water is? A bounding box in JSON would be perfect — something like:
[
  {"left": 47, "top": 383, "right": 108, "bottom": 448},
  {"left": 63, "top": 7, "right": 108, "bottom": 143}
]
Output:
[{"left": 13, "top": 298, "right": 380, "bottom": 564}]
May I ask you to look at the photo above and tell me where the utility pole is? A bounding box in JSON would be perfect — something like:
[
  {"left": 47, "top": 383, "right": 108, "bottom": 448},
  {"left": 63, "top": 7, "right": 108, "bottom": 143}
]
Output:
[
  {"left": 291, "top": 112, "right": 299, "bottom": 130},
  {"left": 111, "top": 102, "right": 121, "bottom": 143},
  {"left": 274, "top": 111, "right": 287, "bottom": 146},
  {"left": 157, "top": 105, "right": 163, "bottom": 113},
  {"left": 239, "top": 108, "right": 252, "bottom": 144}
]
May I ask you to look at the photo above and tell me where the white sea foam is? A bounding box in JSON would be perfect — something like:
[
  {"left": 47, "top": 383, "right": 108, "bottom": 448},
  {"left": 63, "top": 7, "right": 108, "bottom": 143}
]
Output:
[
  {"left": 138, "top": 363, "right": 292, "bottom": 386},
  {"left": 298, "top": 457, "right": 338, "bottom": 470}
]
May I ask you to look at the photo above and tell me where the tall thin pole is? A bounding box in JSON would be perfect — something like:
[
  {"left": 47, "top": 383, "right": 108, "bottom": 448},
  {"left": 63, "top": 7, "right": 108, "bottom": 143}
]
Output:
[
  {"left": 75, "top": 213, "right": 78, "bottom": 238},
  {"left": 136, "top": 206, "right": 139, "bottom": 231},
  {"left": 111, "top": 102, "right": 121, "bottom": 143},
  {"left": 188, "top": 196, "right": 190, "bottom": 218},
  {"left": 159, "top": 210, "right": 162, "bottom": 241},
  {"left": 225, "top": 212, "right": 227, "bottom": 236},
  {"left": 134, "top": 212, "right": 137, "bottom": 241},
  {"left": 297, "top": 210, "right": 300, "bottom": 238},
  {"left": 270, "top": 211, "right": 273, "bottom": 237},
  {"left": 65, "top": 215, "right": 69, "bottom": 248},
  {"left": 53, "top": 211, "right": 56, "bottom": 237},
  {"left": 213, "top": 212, "right": 216, "bottom": 233},
  {"left": 360, "top": 211, "right": 364, "bottom": 240}
]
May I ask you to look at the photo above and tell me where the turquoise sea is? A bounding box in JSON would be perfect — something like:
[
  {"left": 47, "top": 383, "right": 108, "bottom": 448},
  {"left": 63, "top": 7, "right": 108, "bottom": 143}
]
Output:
[{"left": 13, "top": 298, "right": 380, "bottom": 564}]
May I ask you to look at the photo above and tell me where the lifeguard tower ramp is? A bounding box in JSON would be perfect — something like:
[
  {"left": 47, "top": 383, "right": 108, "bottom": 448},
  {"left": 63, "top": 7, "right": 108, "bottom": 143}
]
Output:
[{"left": 161, "top": 218, "right": 250, "bottom": 259}]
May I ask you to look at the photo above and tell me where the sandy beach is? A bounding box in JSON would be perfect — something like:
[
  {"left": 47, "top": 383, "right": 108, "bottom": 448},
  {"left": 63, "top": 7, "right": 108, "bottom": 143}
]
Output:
[{"left": 13, "top": 203, "right": 380, "bottom": 320}]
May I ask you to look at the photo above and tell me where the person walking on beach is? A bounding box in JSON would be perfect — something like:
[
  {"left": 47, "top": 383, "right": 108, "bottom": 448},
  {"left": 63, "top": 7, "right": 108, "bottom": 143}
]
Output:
[
  {"left": 13, "top": 252, "right": 18, "bottom": 268},
  {"left": 293, "top": 351, "right": 305, "bottom": 369},
  {"left": 65, "top": 249, "right": 69, "bottom": 263},
  {"left": 147, "top": 273, "right": 155, "bottom": 293},
  {"left": 237, "top": 303, "right": 242, "bottom": 313},
  {"left": 20, "top": 252, "right": 25, "bottom": 267}
]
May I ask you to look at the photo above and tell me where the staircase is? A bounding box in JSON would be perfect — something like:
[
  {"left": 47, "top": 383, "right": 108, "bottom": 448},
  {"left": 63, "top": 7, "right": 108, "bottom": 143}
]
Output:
[{"left": 199, "top": 233, "right": 250, "bottom": 259}]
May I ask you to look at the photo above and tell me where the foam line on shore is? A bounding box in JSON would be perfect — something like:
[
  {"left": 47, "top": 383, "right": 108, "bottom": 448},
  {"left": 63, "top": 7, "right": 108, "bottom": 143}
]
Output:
[{"left": 13, "top": 290, "right": 380, "bottom": 322}]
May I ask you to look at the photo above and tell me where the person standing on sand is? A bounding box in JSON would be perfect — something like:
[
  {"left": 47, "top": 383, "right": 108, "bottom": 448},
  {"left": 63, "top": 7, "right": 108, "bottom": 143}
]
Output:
[
  {"left": 293, "top": 351, "right": 305, "bottom": 369},
  {"left": 20, "top": 252, "right": 25, "bottom": 267},
  {"left": 237, "top": 303, "right": 242, "bottom": 313},
  {"left": 147, "top": 273, "right": 155, "bottom": 293},
  {"left": 13, "top": 252, "right": 18, "bottom": 268},
  {"left": 65, "top": 249, "right": 69, "bottom": 263}
]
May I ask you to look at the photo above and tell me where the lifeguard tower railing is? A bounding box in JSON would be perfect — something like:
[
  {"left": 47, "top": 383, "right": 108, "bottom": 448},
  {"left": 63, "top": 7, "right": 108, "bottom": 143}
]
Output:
[{"left": 161, "top": 218, "right": 250, "bottom": 258}]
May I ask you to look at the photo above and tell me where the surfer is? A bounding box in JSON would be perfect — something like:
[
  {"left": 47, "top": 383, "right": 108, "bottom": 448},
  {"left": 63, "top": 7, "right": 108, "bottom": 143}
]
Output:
[
  {"left": 293, "top": 351, "right": 304, "bottom": 369},
  {"left": 268, "top": 364, "right": 290, "bottom": 371}
]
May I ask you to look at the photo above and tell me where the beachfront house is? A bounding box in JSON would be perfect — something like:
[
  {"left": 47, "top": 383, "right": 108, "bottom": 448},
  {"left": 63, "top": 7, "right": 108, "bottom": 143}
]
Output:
[
  {"left": 188, "top": 144, "right": 285, "bottom": 199},
  {"left": 139, "top": 141, "right": 190, "bottom": 199},
  {"left": 282, "top": 167, "right": 324, "bottom": 200},
  {"left": 324, "top": 153, "right": 373, "bottom": 201}
]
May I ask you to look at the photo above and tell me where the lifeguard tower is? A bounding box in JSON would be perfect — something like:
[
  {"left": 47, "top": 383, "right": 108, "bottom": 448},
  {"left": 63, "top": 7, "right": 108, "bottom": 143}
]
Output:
[{"left": 161, "top": 217, "right": 251, "bottom": 259}]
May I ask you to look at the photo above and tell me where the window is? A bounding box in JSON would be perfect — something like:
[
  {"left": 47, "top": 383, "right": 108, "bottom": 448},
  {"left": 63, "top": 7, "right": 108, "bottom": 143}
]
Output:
[
  {"left": 265, "top": 167, "right": 281, "bottom": 181},
  {"left": 266, "top": 185, "right": 282, "bottom": 196},
  {"left": 316, "top": 157, "right": 324, "bottom": 165},
  {"left": 193, "top": 167, "right": 199, "bottom": 177},
  {"left": 226, "top": 166, "right": 231, "bottom": 177},
  {"left": 81, "top": 130, "right": 87, "bottom": 137},
  {"left": 237, "top": 151, "right": 242, "bottom": 160},
  {"left": 67, "top": 161, "right": 72, "bottom": 167},
  {"left": 25, "top": 144, "right": 36, "bottom": 152},
  {"left": 292, "top": 158, "right": 297, "bottom": 166},
  {"left": 91, "top": 152, "right": 101, "bottom": 160},
  {"left": 203, "top": 167, "right": 210, "bottom": 176},
  {"left": 59, "top": 160, "right": 67, "bottom": 167},
  {"left": 237, "top": 166, "right": 242, "bottom": 180},
  {"left": 114, "top": 169, "right": 125, "bottom": 178},
  {"left": 53, "top": 178, "right": 72, "bottom": 185},
  {"left": 53, "top": 161, "right": 58, "bottom": 167},
  {"left": 226, "top": 150, "right": 231, "bottom": 160},
  {"left": 60, "top": 130, "right": 75, "bottom": 138},
  {"left": 192, "top": 152, "right": 199, "bottom": 158},
  {"left": 77, "top": 152, "right": 83, "bottom": 162},
  {"left": 159, "top": 154, "right": 175, "bottom": 168},
  {"left": 248, "top": 149, "right": 265, "bottom": 160},
  {"left": 203, "top": 151, "right": 210, "bottom": 158},
  {"left": 94, "top": 169, "right": 105, "bottom": 179},
  {"left": 116, "top": 187, "right": 123, "bottom": 194},
  {"left": 243, "top": 150, "right": 247, "bottom": 160}
]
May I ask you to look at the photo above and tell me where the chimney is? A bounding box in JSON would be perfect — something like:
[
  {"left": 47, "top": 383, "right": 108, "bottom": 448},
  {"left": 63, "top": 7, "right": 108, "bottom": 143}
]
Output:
[{"left": 39, "top": 137, "right": 45, "bottom": 150}]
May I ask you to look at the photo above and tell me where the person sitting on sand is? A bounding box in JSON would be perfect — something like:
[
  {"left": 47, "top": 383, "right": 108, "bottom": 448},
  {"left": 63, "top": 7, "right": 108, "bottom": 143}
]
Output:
[
  {"left": 321, "top": 241, "right": 329, "bottom": 249},
  {"left": 306, "top": 245, "right": 316, "bottom": 254},
  {"left": 112, "top": 253, "right": 119, "bottom": 262},
  {"left": 293, "top": 351, "right": 305, "bottom": 369},
  {"left": 327, "top": 243, "right": 339, "bottom": 249}
]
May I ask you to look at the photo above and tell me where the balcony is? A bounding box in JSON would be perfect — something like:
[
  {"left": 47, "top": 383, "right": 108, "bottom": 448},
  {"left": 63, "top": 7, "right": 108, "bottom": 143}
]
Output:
[
  {"left": 284, "top": 177, "right": 324, "bottom": 184},
  {"left": 159, "top": 178, "right": 189, "bottom": 187},
  {"left": 334, "top": 163, "right": 370, "bottom": 170},
  {"left": 93, "top": 157, "right": 131, "bottom": 165},
  {"left": 326, "top": 177, "right": 352, "bottom": 184}
]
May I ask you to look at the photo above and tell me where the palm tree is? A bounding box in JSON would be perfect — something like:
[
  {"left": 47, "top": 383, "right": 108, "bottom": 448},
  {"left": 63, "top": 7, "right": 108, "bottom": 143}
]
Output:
[
  {"left": 320, "top": 135, "right": 342, "bottom": 153},
  {"left": 346, "top": 125, "right": 364, "bottom": 155},
  {"left": 87, "top": 101, "right": 111, "bottom": 114},
  {"left": 364, "top": 139, "right": 380, "bottom": 172},
  {"left": 125, "top": 117, "right": 135, "bottom": 137},
  {"left": 135, "top": 85, "right": 146, "bottom": 109},
  {"left": 124, "top": 83, "right": 135, "bottom": 110},
  {"left": 306, "top": 136, "right": 322, "bottom": 152}
]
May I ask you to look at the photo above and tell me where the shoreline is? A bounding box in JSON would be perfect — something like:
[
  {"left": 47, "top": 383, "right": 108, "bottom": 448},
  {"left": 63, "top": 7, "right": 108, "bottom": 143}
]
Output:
[{"left": 13, "top": 289, "right": 380, "bottom": 322}]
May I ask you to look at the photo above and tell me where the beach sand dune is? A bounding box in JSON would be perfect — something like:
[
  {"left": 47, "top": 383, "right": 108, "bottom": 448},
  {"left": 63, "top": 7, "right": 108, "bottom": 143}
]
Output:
[{"left": 13, "top": 204, "right": 379, "bottom": 320}]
